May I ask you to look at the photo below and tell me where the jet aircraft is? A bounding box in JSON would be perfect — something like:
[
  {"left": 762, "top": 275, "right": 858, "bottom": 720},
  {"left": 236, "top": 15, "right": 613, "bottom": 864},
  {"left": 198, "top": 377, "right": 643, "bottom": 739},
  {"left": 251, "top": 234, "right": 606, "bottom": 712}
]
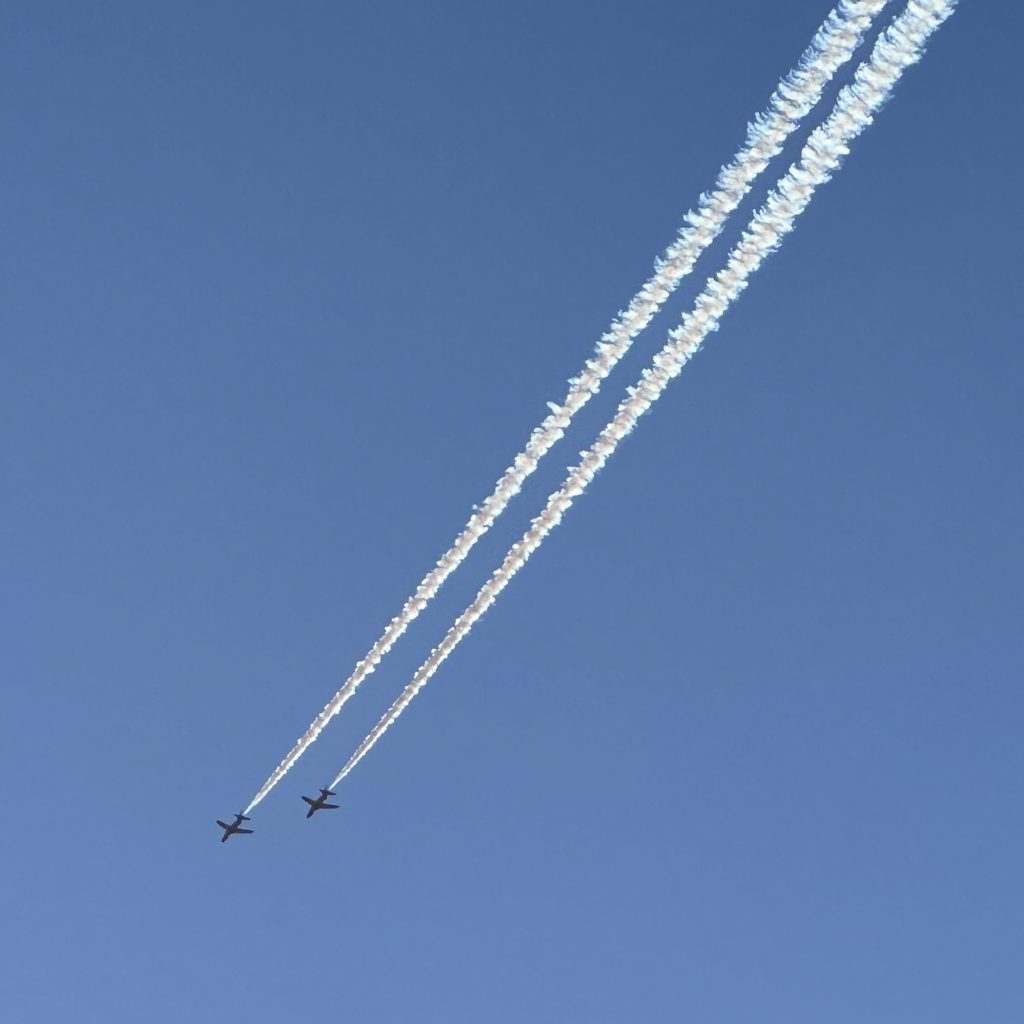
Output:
[
  {"left": 301, "top": 788, "right": 339, "bottom": 819},
  {"left": 216, "top": 812, "right": 254, "bottom": 843}
]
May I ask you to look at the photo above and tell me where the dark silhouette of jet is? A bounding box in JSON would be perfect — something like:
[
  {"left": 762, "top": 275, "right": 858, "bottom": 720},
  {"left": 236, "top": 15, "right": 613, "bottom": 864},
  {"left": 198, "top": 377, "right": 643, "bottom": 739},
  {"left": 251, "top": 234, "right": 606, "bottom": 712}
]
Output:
[
  {"left": 301, "top": 788, "right": 339, "bottom": 819},
  {"left": 216, "top": 813, "right": 254, "bottom": 843}
]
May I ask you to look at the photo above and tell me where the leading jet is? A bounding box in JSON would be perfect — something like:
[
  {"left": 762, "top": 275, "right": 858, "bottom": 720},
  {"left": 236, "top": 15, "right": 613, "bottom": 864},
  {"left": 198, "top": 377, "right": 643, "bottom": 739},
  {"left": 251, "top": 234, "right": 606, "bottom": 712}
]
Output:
[
  {"left": 301, "top": 788, "right": 339, "bottom": 819},
  {"left": 216, "top": 812, "right": 254, "bottom": 843}
]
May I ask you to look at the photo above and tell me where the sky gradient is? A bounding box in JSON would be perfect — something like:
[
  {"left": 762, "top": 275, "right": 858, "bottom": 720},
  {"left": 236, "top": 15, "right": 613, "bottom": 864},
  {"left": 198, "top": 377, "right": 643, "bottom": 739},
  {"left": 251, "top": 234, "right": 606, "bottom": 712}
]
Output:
[{"left": 3, "top": 2, "right": 1021, "bottom": 1021}]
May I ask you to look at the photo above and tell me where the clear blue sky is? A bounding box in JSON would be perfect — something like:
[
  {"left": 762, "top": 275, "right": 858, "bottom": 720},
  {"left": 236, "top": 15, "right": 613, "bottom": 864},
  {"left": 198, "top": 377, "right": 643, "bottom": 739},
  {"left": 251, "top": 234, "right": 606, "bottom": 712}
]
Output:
[{"left": 3, "top": 2, "right": 1021, "bottom": 1021}]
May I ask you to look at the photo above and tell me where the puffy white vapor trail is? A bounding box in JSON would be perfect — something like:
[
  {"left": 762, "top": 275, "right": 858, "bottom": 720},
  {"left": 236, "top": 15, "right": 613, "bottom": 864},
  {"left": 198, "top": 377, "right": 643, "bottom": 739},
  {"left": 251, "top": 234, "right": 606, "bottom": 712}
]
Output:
[
  {"left": 244, "top": 1, "right": 890, "bottom": 813},
  {"left": 332, "top": 0, "right": 957, "bottom": 788}
]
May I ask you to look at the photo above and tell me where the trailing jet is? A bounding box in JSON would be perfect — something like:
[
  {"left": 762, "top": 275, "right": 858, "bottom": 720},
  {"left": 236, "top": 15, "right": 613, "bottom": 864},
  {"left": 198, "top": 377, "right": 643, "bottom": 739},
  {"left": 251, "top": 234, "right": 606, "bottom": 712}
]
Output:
[
  {"left": 216, "top": 812, "right": 254, "bottom": 843},
  {"left": 301, "top": 788, "right": 339, "bottom": 819}
]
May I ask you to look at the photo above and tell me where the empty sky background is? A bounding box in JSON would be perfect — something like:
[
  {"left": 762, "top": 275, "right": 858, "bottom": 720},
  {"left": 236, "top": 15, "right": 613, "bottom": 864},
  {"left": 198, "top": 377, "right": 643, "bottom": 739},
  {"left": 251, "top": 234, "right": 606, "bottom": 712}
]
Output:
[{"left": 3, "top": 2, "right": 1021, "bottom": 1020}]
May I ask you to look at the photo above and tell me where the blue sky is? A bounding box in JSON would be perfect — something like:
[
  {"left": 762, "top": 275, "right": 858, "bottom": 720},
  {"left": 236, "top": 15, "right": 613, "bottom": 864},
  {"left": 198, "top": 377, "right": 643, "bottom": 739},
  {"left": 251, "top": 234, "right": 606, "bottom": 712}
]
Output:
[{"left": 3, "top": 2, "right": 1021, "bottom": 1020}]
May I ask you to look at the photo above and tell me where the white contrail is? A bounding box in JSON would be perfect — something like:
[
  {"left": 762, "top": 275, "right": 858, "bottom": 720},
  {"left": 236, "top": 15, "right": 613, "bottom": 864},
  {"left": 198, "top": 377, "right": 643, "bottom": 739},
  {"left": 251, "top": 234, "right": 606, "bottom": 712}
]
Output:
[
  {"left": 332, "top": 0, "right": 957, "bottom": 788},
  {"left": 243, "top": 0, "right": 888, "bottom": 813}
]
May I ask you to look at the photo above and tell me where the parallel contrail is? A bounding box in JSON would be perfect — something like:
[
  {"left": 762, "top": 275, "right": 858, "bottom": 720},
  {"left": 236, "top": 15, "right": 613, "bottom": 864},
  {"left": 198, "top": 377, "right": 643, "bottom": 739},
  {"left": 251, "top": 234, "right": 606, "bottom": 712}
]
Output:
[
  {"left": 332, "top": 0, "right": 957, "bottom": 788},
  {"left": 243, "top": 0, "right": 889, "bottom": 813}
]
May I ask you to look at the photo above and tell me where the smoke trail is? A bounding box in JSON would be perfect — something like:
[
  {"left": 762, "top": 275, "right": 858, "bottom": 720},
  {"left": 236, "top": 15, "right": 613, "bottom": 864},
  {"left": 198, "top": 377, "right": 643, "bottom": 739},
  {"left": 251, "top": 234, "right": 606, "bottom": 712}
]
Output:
[
  {"left": 243, "top": 0, "right": 888, "bottom": 813},
  {"left": 333, "top": 0, "right": 957, "bottom": 788},
  {"left": 247, "top": 3, "right": 894, "bottom": 813}
]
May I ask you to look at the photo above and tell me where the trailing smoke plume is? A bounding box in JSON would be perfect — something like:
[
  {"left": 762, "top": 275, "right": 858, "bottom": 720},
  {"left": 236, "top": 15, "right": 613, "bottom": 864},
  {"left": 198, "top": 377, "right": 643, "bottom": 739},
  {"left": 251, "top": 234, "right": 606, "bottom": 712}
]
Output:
[
  {"left": 243, "top": 0, "right": 891, "bottom": 813},
  {"left": 331, "top": 0, "right": 957, "bottom": 788}
]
